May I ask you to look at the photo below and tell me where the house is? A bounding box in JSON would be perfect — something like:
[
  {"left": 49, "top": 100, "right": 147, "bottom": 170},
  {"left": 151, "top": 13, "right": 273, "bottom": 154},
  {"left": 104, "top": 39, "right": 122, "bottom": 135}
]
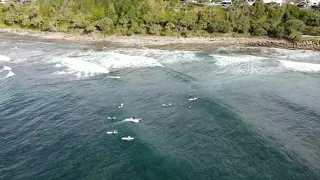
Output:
[
  {"left": 309, "top": 0, "right": 320, "bottom": 7},
  {"left": 295, "top": 0, "right": 320, "bottom": 8},
  {"left": 222, "top": 0, "right": 232, "bottom": 7},
  {"left": 245, "top": 0, "right": 256, "bottom": 5},
  {"left": 0, "top": 0, "right": 8, "bottom": 4},
  {"left": 243, "top": 0, "right": 284, "bottom": 6},
  {"left": 263, "top": 0, "right": 283, "bottom": 5},
  {"left": 296, "top": 1, "right": 310, "bottom": 8},
  {"left": 0, "top": 0, "right": 34, "bottom": 4},
  {"left": 244, "top": 0, "right": 284, "bottom": 5}
]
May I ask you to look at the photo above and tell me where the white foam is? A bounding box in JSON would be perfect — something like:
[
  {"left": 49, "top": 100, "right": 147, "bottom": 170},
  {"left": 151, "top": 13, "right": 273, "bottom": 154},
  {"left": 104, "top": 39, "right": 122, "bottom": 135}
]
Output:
[
  {"left": 10, "top": 46, "right": 19, "bottom": 50},
  {"left": 112, "top": 49, "right": 198, "bottom": 64},
  {"left": 5, "top": 71, "right": 15, "bottom": 78},
  {"left": 50, "top": 50, "right": 164, "bottom": 78},
  {"left": 274, "top": 48, "right": 320, "bottom": 60},
  {"left": 280, "top": 60, "right": 320, "bottom": 72},
  {"left": 0, "top": 55, "right": 10, "bottom": 62},
  {"left": 211, "top": 54, "right": 267, "bottom": 67},
  {"left": 2, "top": 66, "right": 12, "bottom": 71},
  {"left": 94, "top": 52, "right": 164, "bottom": 69},
  {"left": 51, "top": 56, "right": 109, "bottom": 78}
]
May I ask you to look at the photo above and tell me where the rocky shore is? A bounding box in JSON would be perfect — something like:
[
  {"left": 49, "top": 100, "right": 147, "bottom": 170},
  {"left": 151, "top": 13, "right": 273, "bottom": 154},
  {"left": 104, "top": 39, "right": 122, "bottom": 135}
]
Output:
[{"left": 0, "top": 28, "right": 319, "bottom": 51}]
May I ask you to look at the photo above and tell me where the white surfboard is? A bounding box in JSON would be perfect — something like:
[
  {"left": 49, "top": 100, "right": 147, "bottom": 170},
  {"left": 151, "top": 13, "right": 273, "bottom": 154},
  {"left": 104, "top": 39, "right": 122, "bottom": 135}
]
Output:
[
  {"left": 124, "top": 118, "right": 142, "bottom": 123},
  {"left": 107, "top": 130, "right": 118, "bottom": 135},
  {"left": 121, "top": 136, "right": 134, "bottom": 141}
]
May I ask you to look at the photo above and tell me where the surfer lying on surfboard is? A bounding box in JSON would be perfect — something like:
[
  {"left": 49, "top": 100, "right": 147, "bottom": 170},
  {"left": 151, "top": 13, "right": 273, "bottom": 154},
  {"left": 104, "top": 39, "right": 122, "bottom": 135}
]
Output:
[
  {"left": 118, "top": 103, "right": 123, "bottom": 108},
  {"left": 188, "top": 96, "right": 197, "bottom": 101},
  {"left": 107, "top": 130, "right": 118, "bottom": 135},
  {"left": 124, "top": 117, "right": 142, "bottom": 123}
]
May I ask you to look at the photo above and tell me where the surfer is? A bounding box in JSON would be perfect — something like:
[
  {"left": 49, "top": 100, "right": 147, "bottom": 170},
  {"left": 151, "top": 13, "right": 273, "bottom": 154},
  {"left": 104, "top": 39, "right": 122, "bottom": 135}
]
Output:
[
  {"left": 133, "top": 116, "right": 136, "bottom": 119},
  {"left": 189, "top": 106, "right": 192, "bottom": 109},
  {"left": 118, "top": 103, "right": 123, "bottom": 108}
]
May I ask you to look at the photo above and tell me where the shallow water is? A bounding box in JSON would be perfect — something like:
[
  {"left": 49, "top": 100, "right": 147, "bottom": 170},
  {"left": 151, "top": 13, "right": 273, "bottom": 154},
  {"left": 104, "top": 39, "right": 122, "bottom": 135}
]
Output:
[{"left": 0, "top": 37, "right": 320, "bottom": 180}]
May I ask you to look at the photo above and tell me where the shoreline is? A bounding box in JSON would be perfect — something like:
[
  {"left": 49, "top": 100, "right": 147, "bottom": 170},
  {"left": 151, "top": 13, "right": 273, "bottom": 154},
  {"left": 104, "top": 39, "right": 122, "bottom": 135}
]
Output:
[{"left": 0, "top": 28, "right": 319, "bottom": 51}]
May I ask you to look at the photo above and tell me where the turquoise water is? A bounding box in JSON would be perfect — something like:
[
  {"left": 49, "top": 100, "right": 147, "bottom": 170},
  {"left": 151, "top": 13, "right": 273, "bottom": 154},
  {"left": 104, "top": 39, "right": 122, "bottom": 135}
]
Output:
[{"left": 0, "top": 38, "right": 320, "bottom": 180}]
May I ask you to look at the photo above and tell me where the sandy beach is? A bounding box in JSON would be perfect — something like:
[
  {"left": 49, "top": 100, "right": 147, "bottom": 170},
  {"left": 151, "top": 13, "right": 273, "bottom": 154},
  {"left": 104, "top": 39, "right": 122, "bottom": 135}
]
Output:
[{"left": 0, "top": 28, "right": 319, "bottom": 51}]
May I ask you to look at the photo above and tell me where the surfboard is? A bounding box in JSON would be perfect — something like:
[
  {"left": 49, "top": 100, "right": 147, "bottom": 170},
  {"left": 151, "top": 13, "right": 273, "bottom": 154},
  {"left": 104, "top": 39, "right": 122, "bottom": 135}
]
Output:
[
  {"left": 121, "top": 136, "right": 134, "bottom": 141},
  {"left": 124, "top": 118, "right": 142, "bottom": 123},
  {"left": 188, "top": 97, "right": 198, "bottom": 101},
  {"left": 107, "top": 131, "right": 118, "bottom": 135}
]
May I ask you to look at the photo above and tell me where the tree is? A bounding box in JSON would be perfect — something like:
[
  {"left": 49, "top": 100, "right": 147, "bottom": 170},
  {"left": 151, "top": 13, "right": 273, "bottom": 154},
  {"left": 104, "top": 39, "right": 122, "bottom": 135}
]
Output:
[
  {"left": 252, "top": 0, "right": 265, "bottom": 19},
  {"left": 284, "top": 19, "right": 305, "bottom": 34},
  {"left": 95, "top": 17, "right": 114, "bottom": 33}
]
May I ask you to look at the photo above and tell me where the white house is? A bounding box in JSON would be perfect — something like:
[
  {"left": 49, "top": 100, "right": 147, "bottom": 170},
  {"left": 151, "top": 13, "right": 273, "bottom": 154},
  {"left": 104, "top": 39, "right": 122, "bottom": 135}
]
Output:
[
  {"left": 244, "top": 0, "right": 284, "bottom": 6},
  {"left": 0, "top": 0, "right": 8, "bottom": 4},
  {"left": 309, "top": 0, "right": 320, "bottom": 6},
  {"left": 222, "top": 0, "right": 232, "bottom": 7},
  {"left": 263, "top": 0, "right": 283, "bottom": 6}
]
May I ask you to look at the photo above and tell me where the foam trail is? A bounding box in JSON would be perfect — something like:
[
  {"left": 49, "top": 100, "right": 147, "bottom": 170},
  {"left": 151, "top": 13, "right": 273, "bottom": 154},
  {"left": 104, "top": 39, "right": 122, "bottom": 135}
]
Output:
[
  {"left": 106, "top": 76, "right": 120, "bottom": 79},
  {"left": 102, "top": 76, "right": 120, "bottom": 81},
  {"left": 0, "top": 55, "right": 10, "bottom": 62},
  {"left": 280, "top": 60, "right": 320, "bottom": 72},
  {"left": 111, "top": 120, "right": 127, "bottom": 126}
]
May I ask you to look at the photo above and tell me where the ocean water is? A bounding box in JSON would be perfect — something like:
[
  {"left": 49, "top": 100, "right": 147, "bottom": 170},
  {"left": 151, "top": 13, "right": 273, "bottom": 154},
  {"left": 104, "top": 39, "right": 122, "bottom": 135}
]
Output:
[{"left": 0, "top": 37, "right": 320, "bottom": 180}]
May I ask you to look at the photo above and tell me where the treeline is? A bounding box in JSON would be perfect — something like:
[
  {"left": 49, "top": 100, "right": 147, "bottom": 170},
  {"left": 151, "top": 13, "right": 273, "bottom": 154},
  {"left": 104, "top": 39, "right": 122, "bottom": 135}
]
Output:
[{"left": 0, "top": 0, "right": 320, "bottom": 41}]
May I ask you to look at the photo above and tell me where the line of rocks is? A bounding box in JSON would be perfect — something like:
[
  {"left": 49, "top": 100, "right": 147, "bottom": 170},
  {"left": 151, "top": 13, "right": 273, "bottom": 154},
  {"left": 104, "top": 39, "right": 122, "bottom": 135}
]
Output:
[{"left": 246, "top": 40, "right": 320, "bottom": 51}]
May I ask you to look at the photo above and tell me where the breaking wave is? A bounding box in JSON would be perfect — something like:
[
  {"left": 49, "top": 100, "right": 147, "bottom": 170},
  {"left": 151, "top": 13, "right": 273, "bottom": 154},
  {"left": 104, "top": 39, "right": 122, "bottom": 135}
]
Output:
[
  {"left": 52, "top": 57, "right": 110, "bottom": 78},
  {"left": 50, "top": 50, "right": 164, "bottom": 78},
  {"left": 112, "top": 49, "right": 198, "bottom": 64}
]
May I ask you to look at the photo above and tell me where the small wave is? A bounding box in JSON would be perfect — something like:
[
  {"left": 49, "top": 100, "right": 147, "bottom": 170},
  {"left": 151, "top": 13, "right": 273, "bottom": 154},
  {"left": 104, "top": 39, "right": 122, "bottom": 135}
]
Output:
[
  {"left": 211, "top": 54, "right": 267, "bottom": 67},
  {"left": 280, "top": 60, "right": 320, "bottom": 72},
  {"left": 0, "top": 55, "right": 11, "bottom": 62}
]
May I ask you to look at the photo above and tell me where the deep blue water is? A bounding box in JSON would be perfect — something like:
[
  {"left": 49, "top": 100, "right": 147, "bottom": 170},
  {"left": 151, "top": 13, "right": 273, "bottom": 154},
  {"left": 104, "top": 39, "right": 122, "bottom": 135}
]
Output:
[{"left": 0, "top": 37, "right": 320, "bottom": 180}]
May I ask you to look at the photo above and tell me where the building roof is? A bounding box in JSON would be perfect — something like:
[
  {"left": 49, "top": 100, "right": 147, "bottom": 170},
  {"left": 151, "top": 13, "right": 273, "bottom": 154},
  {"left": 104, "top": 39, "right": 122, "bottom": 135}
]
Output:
[{"left": 263, "top": 0, "right": 283, "bottom": 4}]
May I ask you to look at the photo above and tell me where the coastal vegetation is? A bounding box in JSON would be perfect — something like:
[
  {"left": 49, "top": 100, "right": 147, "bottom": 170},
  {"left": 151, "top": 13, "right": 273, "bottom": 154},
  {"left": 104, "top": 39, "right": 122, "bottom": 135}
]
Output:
[{"left": 0, "top": 0, "right": 319, "bottom": 42}]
